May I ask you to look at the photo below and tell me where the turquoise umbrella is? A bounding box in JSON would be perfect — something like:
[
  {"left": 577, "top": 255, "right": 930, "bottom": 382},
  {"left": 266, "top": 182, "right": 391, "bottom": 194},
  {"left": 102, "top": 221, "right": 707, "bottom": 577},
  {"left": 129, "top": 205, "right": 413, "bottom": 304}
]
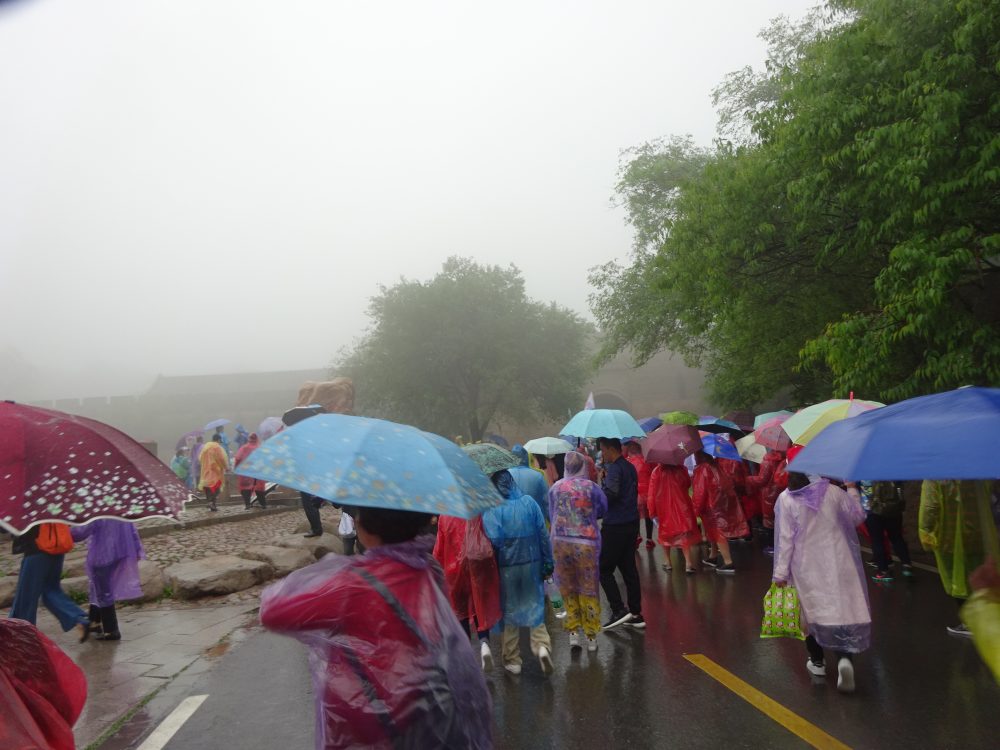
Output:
[
  {"left": 560, "top": 409, "right": 645, "bottom": 440},
  {"left": 235, "top": 414, "right": 503, "bottom": 518},
  {"left": 754, "top": 410, "right": 794, "bottom": 429}
]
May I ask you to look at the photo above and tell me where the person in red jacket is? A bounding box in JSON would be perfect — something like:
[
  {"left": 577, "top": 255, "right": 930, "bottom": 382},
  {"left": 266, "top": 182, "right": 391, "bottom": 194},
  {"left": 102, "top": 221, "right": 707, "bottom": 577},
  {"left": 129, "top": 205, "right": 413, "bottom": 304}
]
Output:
[
  {"left": 692, "top": 452, "right": 749, "bottom": 574},
  {"left": 625, "top": 440, "right": 656, "bottom": 549},
  {"left": 260, "top": 507, "right": 492, "bottom": 750},
  {"left": 718, "top": 457, "right": 753, "bottom": 540},
  {"left": 745, "top": 448, "right": 788, "bottom": 554},
  {"left": 647, "top": 463, "right": 701, "bottom": 573}
]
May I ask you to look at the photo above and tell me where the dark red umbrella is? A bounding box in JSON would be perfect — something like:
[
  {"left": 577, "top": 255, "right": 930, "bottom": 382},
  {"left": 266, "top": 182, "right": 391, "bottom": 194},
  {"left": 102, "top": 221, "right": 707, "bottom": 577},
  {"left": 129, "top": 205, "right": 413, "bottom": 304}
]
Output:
[
  {"left": 641, "top": 424, "right": 703, "bottom": 466},
  {"left": 722, "top": 409, "right": 755, "bottom": 432},
  {"left": 0, "top": 402, "right": 189, "bottom": 534}
]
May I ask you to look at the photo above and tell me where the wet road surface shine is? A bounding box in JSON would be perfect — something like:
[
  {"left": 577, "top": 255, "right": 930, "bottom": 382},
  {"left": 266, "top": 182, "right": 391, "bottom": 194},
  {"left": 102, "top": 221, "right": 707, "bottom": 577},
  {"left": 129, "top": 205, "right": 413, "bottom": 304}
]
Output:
[{"left": 153, "top": 539, "right": 1000, "bottom": 750}]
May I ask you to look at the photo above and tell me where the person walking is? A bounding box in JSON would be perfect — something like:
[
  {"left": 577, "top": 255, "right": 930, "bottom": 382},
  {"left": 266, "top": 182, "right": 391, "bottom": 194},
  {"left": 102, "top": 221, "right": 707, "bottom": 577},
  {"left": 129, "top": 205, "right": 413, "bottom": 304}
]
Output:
[
  {"left": 718, "top": 456, "right": 752, "bottom": 541},
  {"left": 862, "top": 481, "right": 913, "bottom": 581},
  {"left": 772, "top": 473, "right": 871, "bottom": 693},
  {"left": 647, "top": 462, "right": 701, "bottom": 573},
  {"left": 596, "top": 437, "right": 645, "bottom": 630},
  {"left": 69, "top": 519, "right": 145, "bottom": 641},
  {"left": 234, "top": 433, "right": 268, "bottom": 510},
  {"left": 548, "top": 451, "right": 607, "bottom": 651},
  {"left": 190, "top": 436, "right": 205, "bottom": 493},
  {"left": 482, "top": 469, "right": 555, "bottom": 675},
  {"left": 260, "top": 506, "right": 492, "bottom": 749},
  {"left": 198, "top": 436, "right": 229, "bottom": 512},
  {"left": 9, "top": 523, "right": 91, "bottom": 642},
  {"left": 745, "top": 448, "right": 788, "bottom": 554},
  {"left": 919, "top": 480, "right": 998, "bottom": 636},
  {"left": 212, "top": 425, "right": 231, "bottom": 457},
  {"left": 170, "top": 447, "right": 190, "bottom": 488},
  {"left": 509, "top": 444, "right": 553, "bottom": 523},
  {"left": 625, "top": 440, "right": 656, "bottom": 549},
  {"left": 693, "top": 451, "right": 748, "bottom": 574}
]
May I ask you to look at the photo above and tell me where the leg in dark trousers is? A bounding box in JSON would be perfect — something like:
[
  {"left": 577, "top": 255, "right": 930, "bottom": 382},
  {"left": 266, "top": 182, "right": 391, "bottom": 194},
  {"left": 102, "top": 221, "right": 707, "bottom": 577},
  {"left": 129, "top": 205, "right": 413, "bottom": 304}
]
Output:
[
  {"left": 241, "top": 490, "right": 252, "bottom": 510},
  {"left": 205, "top": 486, "right": 219, "bottom": 511},
  {"left": 644, "top": 518, "right": 654, "bottom": 541},
  {"left": 866, "top": 513, "right": 891, "bottom": 572},
  {"left": 255, "top": 489, "right": 268, "bottom": 509},
  {"left": 301, "top": 491, "right": 323, "bottom": 536},
  {"left": 600, "top": 521, "right": 643, "bottom": 617},
  {"left": 882, "top": 513, "right": 912, "bottom": 565}
]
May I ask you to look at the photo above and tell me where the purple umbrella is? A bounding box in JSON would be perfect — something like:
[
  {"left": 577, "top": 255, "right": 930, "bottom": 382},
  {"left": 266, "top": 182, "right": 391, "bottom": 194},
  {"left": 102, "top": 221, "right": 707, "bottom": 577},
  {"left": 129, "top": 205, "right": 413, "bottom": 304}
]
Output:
[
  {"left": 175, "top": 430, "right": 202, "bottom": 451},
  {"left": 641, "top": 424, "right": 703, "bottom": 466},
  {"left": 258, "top": 417, "right": 284, "bottom": 442},
  {"left": 204, "top": 418, "right": 230, "bottom": 431}
]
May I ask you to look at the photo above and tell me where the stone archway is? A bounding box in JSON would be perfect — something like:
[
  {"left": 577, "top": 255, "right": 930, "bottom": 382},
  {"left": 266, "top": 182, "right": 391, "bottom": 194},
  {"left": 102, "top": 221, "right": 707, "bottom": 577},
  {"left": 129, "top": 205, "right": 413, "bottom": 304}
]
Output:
[{"left": 593, "top": 391, "right": 631, "bottom": 412}]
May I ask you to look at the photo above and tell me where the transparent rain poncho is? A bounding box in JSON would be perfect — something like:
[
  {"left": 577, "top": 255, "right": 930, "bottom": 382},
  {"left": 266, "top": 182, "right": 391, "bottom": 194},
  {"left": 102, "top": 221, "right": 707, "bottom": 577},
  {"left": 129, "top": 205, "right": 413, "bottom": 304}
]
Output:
[
  {"left": 260, "top": 536, "right": 492, "bottom": 750},
  {"left": 773, "top": 479, "right": 872, "bottom": 653}
]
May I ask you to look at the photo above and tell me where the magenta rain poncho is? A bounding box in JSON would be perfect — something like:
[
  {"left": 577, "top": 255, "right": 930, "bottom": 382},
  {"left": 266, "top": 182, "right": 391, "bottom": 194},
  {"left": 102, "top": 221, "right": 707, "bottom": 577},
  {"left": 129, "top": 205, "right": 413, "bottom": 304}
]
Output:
[
  {"left": 70, "top": 519, "right": 146, "bottom": 607},
  {"left": 772, "top": 479, "right": 871, "bottom": 653}
]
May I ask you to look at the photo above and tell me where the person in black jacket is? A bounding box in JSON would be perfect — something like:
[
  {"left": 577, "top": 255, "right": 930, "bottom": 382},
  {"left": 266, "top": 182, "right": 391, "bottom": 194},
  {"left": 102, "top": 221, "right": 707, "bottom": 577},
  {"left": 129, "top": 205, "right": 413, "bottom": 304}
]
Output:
[
  {"left": 596, "top": 438, "right": 645, "bottom": 630},
  {"left": 9, "top": 525, "right": 91, "bottom": 642}
]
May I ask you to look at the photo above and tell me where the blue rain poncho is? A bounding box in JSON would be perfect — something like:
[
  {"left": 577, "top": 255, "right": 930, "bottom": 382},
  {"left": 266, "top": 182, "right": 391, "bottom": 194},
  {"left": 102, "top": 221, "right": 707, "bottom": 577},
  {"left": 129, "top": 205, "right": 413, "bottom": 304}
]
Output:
[
  {"left": 482, "top": 471, "right": 553, "bottom": 628},
  {"left": 508, "top": 465, "right": 551, "bottom": 523}
]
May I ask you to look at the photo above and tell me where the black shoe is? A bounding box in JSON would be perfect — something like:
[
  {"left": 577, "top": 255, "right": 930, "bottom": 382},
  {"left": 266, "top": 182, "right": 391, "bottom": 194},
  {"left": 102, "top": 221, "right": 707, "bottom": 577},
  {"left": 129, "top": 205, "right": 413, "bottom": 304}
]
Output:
[
  {"left": 702, "top": 556, "right": 720, "bottom": 568},
  {"left": 627, "top": 614, "right": 646, "bottom": 629},
  {"left": 602, "top": 611, "right": 632, "bottom": 630},
  {"left": 716, "top": 563, "right": 736, "bottom": 575},
  {"left": 303, "top": 532, "right": 322, "bottom": 538},
  {"left": 97, "top": 631, "right": 122, "bottom": 641}
]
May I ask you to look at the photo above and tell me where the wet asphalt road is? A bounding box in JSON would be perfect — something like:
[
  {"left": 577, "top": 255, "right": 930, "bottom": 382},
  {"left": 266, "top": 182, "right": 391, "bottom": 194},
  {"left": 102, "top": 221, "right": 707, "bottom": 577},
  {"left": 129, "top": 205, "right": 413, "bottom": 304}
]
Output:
[{"left": 152, "top": 539, "right": 1000, "bottom": 750}]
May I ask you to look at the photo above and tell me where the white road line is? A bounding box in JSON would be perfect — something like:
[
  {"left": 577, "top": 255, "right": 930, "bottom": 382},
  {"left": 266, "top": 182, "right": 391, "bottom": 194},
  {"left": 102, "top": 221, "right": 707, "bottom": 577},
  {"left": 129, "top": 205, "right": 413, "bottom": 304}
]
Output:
[{"left": 135, "top": 694, "right": 209, "bottom": 750}]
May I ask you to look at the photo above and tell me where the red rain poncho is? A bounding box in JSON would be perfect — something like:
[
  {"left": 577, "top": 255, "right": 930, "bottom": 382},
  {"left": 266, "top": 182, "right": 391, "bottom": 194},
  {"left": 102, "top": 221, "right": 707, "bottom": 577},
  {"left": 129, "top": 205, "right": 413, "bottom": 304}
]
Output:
[
  {"left": 260, "top": 536, "right": 492, "bottom": 750},
  {"left": 693, "top": 460, "right": 749, "bottom": 542},
  {"left": 432, "top": 515, "right": 502, "bottom": 633},
  {"left": 626, "top": 453, "right": 654, "bottom": 519},
  {"left": 234, "top": 435, "right": 266, "bottom": 492},
  {"left": 0, "top": 619, "right": 87, "bottom": 750},
  {"left": 745, "top": 450, "right": 788, "bottom": 529},
  {"left": 647, "top": 464, "right": 700, "bottom": 547},
  {"left": 718, "top": 458, "right": 754, "bottom": 520}
]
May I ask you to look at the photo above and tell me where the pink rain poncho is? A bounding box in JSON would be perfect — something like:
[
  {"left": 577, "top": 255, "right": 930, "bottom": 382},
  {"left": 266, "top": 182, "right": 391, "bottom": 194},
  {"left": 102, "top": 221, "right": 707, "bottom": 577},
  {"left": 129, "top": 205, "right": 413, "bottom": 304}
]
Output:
[
  {"left": 432, "top": 515, "right": 502, "bottom": 633},
  {"left": 547, "top": 452, "right": 608, "bottom": 636},
  {"left": 647, "top": 464, "right": 700, "bottom": 548},
  {"left": 70, "top": 519, "right": 146, "bottom": 606},
  {"left": 773, "top": 480, "right": 871, "bottom": 653},
  {"left": 260, "top": 536, "right": 492, "bottom": 750},
  {"left": 234, "top": 434, "right": 266, "bottom": 493}
]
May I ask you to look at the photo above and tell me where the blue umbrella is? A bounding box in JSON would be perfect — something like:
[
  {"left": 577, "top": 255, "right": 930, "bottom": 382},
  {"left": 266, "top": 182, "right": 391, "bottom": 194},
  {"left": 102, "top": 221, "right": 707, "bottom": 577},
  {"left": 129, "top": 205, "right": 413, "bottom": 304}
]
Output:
[
  {"left": 235, "top": 414, "right": 503, "bottom": 518},
  {"left": 700, "top": 433, "right": 741, "bottom": 461},
  {"left": 560, "top": 409, "right": 644, "bottom": 439},
  {"left": 788, "top": 387, "right": 1000, "bottom": 481},
  {"left": 638, "top": 416, "right": 663, "bottom": 433},
  {"left": 204, "top": 418, "right": 230, "bottom": 431}
]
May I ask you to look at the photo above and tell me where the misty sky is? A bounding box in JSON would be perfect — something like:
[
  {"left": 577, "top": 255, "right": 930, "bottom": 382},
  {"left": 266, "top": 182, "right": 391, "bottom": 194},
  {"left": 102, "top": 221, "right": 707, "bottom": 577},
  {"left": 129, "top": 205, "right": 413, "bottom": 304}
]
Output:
[{"left": 0, "top": 0, "right": 815, "bottom": 400}]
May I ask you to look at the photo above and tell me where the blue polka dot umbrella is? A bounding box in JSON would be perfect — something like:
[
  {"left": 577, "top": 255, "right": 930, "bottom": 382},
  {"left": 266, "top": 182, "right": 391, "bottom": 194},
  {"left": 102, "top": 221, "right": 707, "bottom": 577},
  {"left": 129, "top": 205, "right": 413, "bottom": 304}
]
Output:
[
  {"left": 0, "top": 402, "right": 190, "bottom": 534},
  {"left": 235, "top": 413, "right": 503, "bottom": 518}
]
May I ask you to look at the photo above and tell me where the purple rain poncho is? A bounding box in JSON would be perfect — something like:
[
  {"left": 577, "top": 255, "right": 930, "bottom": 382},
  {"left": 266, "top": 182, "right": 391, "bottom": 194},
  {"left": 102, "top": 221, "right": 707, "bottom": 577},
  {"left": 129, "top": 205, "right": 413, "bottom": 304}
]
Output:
[
  {"left": 548, "top": 453, "right": 607, "bottom": 601},
  {"left": 772, "top": 480, "right": 871, "bottom": 653},
  {"left": 70, "top": 519, "right": 146, "bottom": 607}
]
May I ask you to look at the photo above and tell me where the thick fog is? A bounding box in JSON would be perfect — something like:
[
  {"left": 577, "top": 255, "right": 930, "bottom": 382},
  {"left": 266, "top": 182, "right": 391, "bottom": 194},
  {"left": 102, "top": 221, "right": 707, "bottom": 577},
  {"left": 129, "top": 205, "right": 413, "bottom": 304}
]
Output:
[{"left": 0, "top": 0, "right": 814, "bottom": 400}]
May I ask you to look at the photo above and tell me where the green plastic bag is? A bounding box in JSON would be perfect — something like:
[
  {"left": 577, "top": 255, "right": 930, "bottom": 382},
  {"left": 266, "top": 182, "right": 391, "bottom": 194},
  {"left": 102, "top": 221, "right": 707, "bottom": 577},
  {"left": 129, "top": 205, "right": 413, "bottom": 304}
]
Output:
[{"left": 760, "top": 583, "right": 805, "bottom": 640}]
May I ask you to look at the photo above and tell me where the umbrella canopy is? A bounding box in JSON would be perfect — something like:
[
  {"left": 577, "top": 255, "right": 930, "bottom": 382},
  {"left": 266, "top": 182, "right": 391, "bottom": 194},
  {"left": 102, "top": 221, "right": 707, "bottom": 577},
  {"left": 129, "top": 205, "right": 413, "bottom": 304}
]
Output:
[
  {"left": 735, "top": 433, "right": 767, "bottom": 464},
  {"left": 754, "top": 410, "right": 794, "bottom": 429},
  {"left": 788, "top": 387, "right": 1000, "bottom": 481},
  {"left": 483, "top": 433, "right": 510, "bottom": 448},
  {"left": 754, "top": 416, "right": 792, "bottom": 451},
  {"left": 641, "top": 425, "right": 703, "bottom": 466},
  {"left": 696, "top": 417, "right": 746, "bottom": 438},
  {"left": 660, "top": 410, "right": 699, "bottom": 426},
  {"left": 699, "top": 433, "right": 741, "bottom": 461},
  {"left": 561, "top": 409, "right": 645, "bottom": 439},
  {"left": 235, "top": 414, "right": 503, "bottom": 519},
  {"left": 174, "top": 430, "right": 201, "bottom": 451},
  {"left": 257, "top": 416, "right": 284, "bottom": 442},
  {"left": 522, "top": 437, "right": 574, "bottom": 457},
  {"left": 462, "top": 443, "right": 521, "bottom": 475},
  {"left": 204, "top": 418, "right": 230, "bottom": 431},
  {"left": 0, "top": 402, "right": 189, "bottom": 534},
  {"left": 722, "top": 410, "right": 755, "bottom": 431},
  {"left": 781, "top": 398, "right": 883, "bottom": 445},
  {"left": 638, "top": 417, "right": 664, "bottom": 433}
]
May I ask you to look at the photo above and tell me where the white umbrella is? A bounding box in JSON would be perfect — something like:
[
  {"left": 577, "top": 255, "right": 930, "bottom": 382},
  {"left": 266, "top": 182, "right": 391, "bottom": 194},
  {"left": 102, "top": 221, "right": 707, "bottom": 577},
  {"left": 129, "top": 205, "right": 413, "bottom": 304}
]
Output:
[
  {"left": 522, "top": 437, "right": 575, "bottom": 457},
  {"left": 735, "top": 433, "right": 767, "bottom": 464}
]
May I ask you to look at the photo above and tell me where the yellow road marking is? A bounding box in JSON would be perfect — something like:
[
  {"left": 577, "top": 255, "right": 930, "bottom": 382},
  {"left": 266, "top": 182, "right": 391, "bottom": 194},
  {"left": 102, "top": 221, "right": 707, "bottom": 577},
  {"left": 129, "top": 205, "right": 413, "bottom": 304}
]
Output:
[{"left": 684, "top": 654, "right": 852, "bottom": 750}]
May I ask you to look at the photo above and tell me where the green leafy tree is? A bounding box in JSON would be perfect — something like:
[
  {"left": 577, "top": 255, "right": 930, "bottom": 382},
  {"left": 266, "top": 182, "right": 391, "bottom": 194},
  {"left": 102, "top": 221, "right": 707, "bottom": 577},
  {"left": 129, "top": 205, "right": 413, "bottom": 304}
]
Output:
[{"left": 341, "top": 257, "right": 593, "bottom": 441}]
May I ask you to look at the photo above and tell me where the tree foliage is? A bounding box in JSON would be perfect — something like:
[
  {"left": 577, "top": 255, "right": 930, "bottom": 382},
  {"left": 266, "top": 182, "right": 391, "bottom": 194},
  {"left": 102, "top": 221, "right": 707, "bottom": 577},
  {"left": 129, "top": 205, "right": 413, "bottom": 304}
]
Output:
[
  {"left": 591, "top": 0, "right": 1000, "bottom": 408},
  {"left": 341, "top": 257, "right": 593, "bottom": 441}
]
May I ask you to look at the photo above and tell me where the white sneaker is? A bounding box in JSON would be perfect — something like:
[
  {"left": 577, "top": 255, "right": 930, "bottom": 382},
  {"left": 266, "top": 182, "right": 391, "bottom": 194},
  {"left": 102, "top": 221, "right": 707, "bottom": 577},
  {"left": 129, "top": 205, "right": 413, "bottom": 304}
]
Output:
[
  {"left": 504, "top": 662, "right": 522, "bottom": 675},
  {"left": 480, "top": 641, "right": 494, "bottom": 671},
  {"left": 806, "top": 658, "right": 826, "bottom": 677},
  {"left": 836, "top": 657, "right": 855, "bottom": 693},
  {"left": 587, "top": 637, "right": 598, "bottom": 652},
  {"left": 568, "top": 631, "right": 581, "bottom": 649},
  {"left": 538, "top": 646, "right": 554, "bottom": 675}
]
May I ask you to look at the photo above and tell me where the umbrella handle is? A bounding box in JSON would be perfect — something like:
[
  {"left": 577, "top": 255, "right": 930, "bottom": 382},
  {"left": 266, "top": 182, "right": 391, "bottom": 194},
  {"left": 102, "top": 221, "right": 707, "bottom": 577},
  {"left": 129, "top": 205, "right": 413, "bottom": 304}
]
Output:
[{"left": 975, "top": 482, "right": 1000, "bottom": 571}]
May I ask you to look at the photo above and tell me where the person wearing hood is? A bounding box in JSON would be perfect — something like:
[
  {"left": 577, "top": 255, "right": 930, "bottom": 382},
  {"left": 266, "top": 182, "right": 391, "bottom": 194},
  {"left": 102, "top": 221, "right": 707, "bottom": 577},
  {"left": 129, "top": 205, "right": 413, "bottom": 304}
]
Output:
[
  {"left": 198, "top": 436, "right": 230, "bottom": 512},
  {"left": 692, "top": 451, "right": 748, "bottom": 574},
  {"left": 260, "top": 506, "right": 492, "bottom": 749},
  {"left": 508, "top": 444, "right": 552, "bottom": 524},
  {"left": 647, "top": 461, "right": 701, "bottom": 573},
  {"left": 234, "top": 433, "right": 268, "bottom": 510},
  {"left": 482, "top": 469, "right": 555, "bottom": 676},
  {"left": 233, "top": 424, "right": 250, "bottom": 451},
  {"left": 548, "top": 451, "right": 608, "bottom": 651},
  {"left": 772, "top": 472, "right": 871, "bottom": 693},
  {"left": 624, "top": 440, "right": 655, "bottom": 549}
]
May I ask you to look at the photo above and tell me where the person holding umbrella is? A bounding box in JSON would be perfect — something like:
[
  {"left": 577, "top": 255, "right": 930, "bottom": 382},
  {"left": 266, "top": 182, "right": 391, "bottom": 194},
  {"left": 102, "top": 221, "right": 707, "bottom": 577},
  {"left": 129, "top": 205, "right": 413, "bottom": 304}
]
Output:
[
  {"left": 234, "top": 433, "right": 268, "bottom": 510},
  {"left": 648, "top": 462, "right": 701, "bottom": 574},
  {"left": 198, "top": 436, "right": 230, "bottom": 512},
  {"left": 624, "top": 439, "right": 655, "bottom": 550},
  {"left": 170, "top": 447, "right": 190, "bottom": 488},
  {"left": 692, "top": 450, "right": 747, "bottom": 574}
]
